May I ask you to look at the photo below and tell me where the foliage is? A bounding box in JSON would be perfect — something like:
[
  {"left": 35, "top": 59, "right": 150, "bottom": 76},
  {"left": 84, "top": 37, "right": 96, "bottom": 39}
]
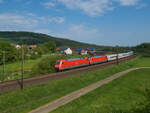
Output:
[
  {"left": 31, "top": 55, "right": 59, "bottom": 75},
  {"left": 0, "top": 55, "right": 47, "bottom": 81},
  {"left": 134, "top": 43, "right": 150, "bottom": 57},
  {"left": 0, "top": 41, "right": 18, "bottom": 64},
  {"left": 0, "top": 40, "right": 43, "bottom": 65},
  {"left": 44, "top": 41, "right": 56, "bottom": 53},
  {"left": 29, "top": 46, "right": 43, "bottom": 60},
  {"left": 16, "top": 45, "right": 30, "bottom": 60}
]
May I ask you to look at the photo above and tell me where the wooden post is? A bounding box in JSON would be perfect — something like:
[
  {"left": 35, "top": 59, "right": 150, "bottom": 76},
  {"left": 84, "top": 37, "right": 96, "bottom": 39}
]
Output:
[
  {"left": 2, "top": 50, "right": 5, "bottom": 82},
  {"left": 21, "top": 45, "right": 24, "bottom": 90},
  {"left": 116, "top": 45, "right": 119, "bottom": 65}
]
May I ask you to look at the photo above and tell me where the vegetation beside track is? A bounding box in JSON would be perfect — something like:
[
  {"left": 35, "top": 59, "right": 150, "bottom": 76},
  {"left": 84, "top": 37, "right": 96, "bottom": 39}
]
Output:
[
  {"left": 0, "top": 54, "right": 48, "bottom": 81},
  {"left": 0, "top": 57, "right": 150, "bottom": 113},
  {"left": 51, "top": 68, "right": 150, "bottom": 113},
  {"left": 0, "top": 54, "right": 90, "bottom": 81}
]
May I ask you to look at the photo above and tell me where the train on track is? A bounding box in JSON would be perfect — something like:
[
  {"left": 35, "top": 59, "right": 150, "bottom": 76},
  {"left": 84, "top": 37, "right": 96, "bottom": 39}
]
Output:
[{"left": 55, "top": 51, "right": 134, "bottom": 71}]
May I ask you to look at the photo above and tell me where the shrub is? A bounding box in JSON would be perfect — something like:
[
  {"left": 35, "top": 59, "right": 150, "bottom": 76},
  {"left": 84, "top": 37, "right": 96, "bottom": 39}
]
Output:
[
  {"left": 31, "top": 54, "right": 90, "bottom": 75},
  {"left": 31, "top": 55, "right": 65, "bottom": 75}
]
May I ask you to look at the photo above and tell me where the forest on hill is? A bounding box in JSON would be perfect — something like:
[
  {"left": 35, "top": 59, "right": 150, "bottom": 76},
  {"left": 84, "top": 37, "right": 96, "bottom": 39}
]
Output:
[{"left": 0, "top": 31, "right": 111, "bottom": 50}]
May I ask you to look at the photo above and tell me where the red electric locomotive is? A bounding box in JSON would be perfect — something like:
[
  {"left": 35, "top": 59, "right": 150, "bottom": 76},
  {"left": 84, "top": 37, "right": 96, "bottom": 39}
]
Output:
[
  {"left": 55, "top": 57, "right": 89, "bottom": 71},
  {"left": 89, "top": 55, "right": 108, "bottom": 64},
  {"left": 55, "top": 55, "right": 108, "bottom": 71}
]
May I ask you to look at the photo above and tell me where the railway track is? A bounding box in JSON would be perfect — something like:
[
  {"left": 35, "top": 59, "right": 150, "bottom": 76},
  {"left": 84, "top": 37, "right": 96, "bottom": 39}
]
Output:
[{"left": 0, "top": 55, "right": 136, "bottom": 94}]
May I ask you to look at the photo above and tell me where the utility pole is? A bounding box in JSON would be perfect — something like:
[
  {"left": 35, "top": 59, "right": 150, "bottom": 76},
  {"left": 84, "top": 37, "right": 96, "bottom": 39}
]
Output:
[
  {"left": 21, "top": 45, "right": 24, "bottom": 90},
  {"left": 2, "top": 50, "right": 5, "bottom": 82},
  {"left": 116, "top": 45, "right": 119, "bottom": 65}
]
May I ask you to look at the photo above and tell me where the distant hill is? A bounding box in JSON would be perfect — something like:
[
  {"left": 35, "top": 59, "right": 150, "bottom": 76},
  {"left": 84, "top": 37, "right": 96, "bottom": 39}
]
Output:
[{"left": 0, "top": 31, "right": 111, "bottom": 49}]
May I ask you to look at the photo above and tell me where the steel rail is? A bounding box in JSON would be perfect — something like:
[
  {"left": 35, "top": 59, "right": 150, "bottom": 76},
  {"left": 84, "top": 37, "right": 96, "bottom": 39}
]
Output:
[{"left": 0, "top": 55, "right": 136, "bottom": 93}]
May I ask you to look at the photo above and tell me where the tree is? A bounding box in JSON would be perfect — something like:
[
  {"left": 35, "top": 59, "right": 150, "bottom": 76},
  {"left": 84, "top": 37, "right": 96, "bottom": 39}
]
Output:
[
  {"left": 44, "top": 41, "right": 56, "bottom": 53},
  {"left": 17, "top": 45, "right": 30, "bottom": 60},
  {"left": 30, "top": 46, "right": 43, "bottom": 59},
  {"left": 135, "top": 43, "right": 150, "bottom": 57},
  {"left": 0, "top": 41, "right": 18, "bottom": 64}
]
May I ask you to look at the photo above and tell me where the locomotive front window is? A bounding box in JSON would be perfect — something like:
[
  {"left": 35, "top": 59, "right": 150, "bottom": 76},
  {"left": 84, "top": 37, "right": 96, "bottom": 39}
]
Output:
[{"left": 56, "top": 62, "right": 60, "bottom": 64}]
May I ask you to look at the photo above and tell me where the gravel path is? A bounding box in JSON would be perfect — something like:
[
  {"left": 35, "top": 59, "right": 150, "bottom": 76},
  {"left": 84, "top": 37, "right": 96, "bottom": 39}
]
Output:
[{"left": 29, "top": 67, "right": 150, "bottom": 113}]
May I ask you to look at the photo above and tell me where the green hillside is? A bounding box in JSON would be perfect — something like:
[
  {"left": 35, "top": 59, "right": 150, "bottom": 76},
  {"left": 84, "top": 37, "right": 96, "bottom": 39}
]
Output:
[{"left": 0, "top": 31, "right": 108, "bottom": 49}]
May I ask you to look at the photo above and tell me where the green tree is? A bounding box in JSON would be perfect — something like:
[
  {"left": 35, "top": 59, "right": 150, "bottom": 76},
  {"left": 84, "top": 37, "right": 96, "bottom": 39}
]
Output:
[
  {"left": 30, "top": 46, "right": 42, "bottom": 59},
  {"left": 16, "top": 45, "right": 30, "bottom": 60},
  {"left": 44, "top": 41, "right": 56, "bottom": 53},
  {"left": 135, "top": 43, "right": 150, "bottom": 57},
  {"left": 0, "top": 41, "right": 18, "bottom": 64}
]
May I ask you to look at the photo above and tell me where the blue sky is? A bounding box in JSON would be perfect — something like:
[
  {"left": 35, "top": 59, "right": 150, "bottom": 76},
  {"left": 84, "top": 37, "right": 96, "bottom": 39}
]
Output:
[{"left": 0, "top": 0, "right": 150, "bottom": 46}]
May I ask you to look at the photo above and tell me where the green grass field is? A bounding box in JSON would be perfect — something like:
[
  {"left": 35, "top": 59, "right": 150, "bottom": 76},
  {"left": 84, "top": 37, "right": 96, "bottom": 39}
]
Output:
[
  {"left": 51, "top": 68, "right": 150, "bottom": 113},
  {"left": 0, "top": 54, "right": 91, "bottom": 81},
  {"left": 0, "top": 55, "right": 48, "bottom": 81},
  {"left": 0, "top": 57, "right": 150, "bottom": 113}
]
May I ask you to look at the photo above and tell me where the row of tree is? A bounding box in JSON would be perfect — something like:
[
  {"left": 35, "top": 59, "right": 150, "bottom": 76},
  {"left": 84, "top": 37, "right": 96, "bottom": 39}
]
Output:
[
  {"left": 0, "top": 41, "right": 149, "bottom": 65},
  {"left": 134, "top": 43, "right": 150, "bottom": 57},
  {"left": 0, "top": 41, "right": 56, "bottom": 65}
]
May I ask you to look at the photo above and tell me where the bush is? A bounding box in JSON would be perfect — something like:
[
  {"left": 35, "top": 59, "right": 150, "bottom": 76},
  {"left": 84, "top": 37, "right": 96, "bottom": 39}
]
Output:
[
  {"left": 31, "top": 54, "right": 91, "bottom": 75},
  {"left": 32, "top": 55, "right": 65, "bottom": 75}
]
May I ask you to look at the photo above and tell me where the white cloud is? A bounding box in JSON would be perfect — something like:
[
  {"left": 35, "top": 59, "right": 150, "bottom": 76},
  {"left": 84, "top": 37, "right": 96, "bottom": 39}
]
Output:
[
  {"left": 0, "top": 13, "right": 65, "bottom": 31},
  {"left": 0, "top": 13, "right": 38, "bottom": 29},
  {"left": 116, "top": 0, "right": 139, "bottom": 6},
  {"left": 42, "top": 1, "right": 56, "bottom": 8},
  {"left": 48, "top": 17, "right": 65, "bottom": 23},
  {"left": 43, "top": 0, "right": 143, "bottom": 16},
  {"left": 58, "top": 0, "right": 141, "bottom": 16},
  {"left": 58, "top": 24, "right": 102, "bottom": 43},
  {"left": 38, "top": 16, "right": 65, "bottom": 24},
  {"left": 58, "top": 0, "right": 114, "bottom": 16}
]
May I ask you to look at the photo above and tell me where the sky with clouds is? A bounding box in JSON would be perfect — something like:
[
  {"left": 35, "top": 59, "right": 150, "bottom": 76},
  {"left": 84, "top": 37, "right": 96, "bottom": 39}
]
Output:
[{"left": 0, "top": 0, "right": 150, "bottom": 46}]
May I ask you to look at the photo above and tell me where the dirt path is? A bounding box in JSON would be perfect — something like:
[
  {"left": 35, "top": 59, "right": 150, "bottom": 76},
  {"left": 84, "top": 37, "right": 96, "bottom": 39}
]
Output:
[{"left": 29, "top": 67, "right": 150, "bottom": 113}]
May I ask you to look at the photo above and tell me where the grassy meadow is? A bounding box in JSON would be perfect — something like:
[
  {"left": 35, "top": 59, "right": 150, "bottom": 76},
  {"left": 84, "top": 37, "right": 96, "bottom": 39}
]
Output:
[
  {"left": 0, "top": 55, "right": 48, "bottom": 81},
  {"left": 0, "top": 57, "right": 150, "bottom": 113},
  {"left": 51, "top": 68, "right": 150, "bottom": 113},
  {"left": 0, "top": 54, "right": 90, "bottom": 81}
]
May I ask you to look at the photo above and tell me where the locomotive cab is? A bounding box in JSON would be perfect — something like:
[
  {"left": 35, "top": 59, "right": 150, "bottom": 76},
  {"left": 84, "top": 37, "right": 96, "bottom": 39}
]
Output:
[{"left": 55, "top": 60, "right": 62, "bottom": 72}]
